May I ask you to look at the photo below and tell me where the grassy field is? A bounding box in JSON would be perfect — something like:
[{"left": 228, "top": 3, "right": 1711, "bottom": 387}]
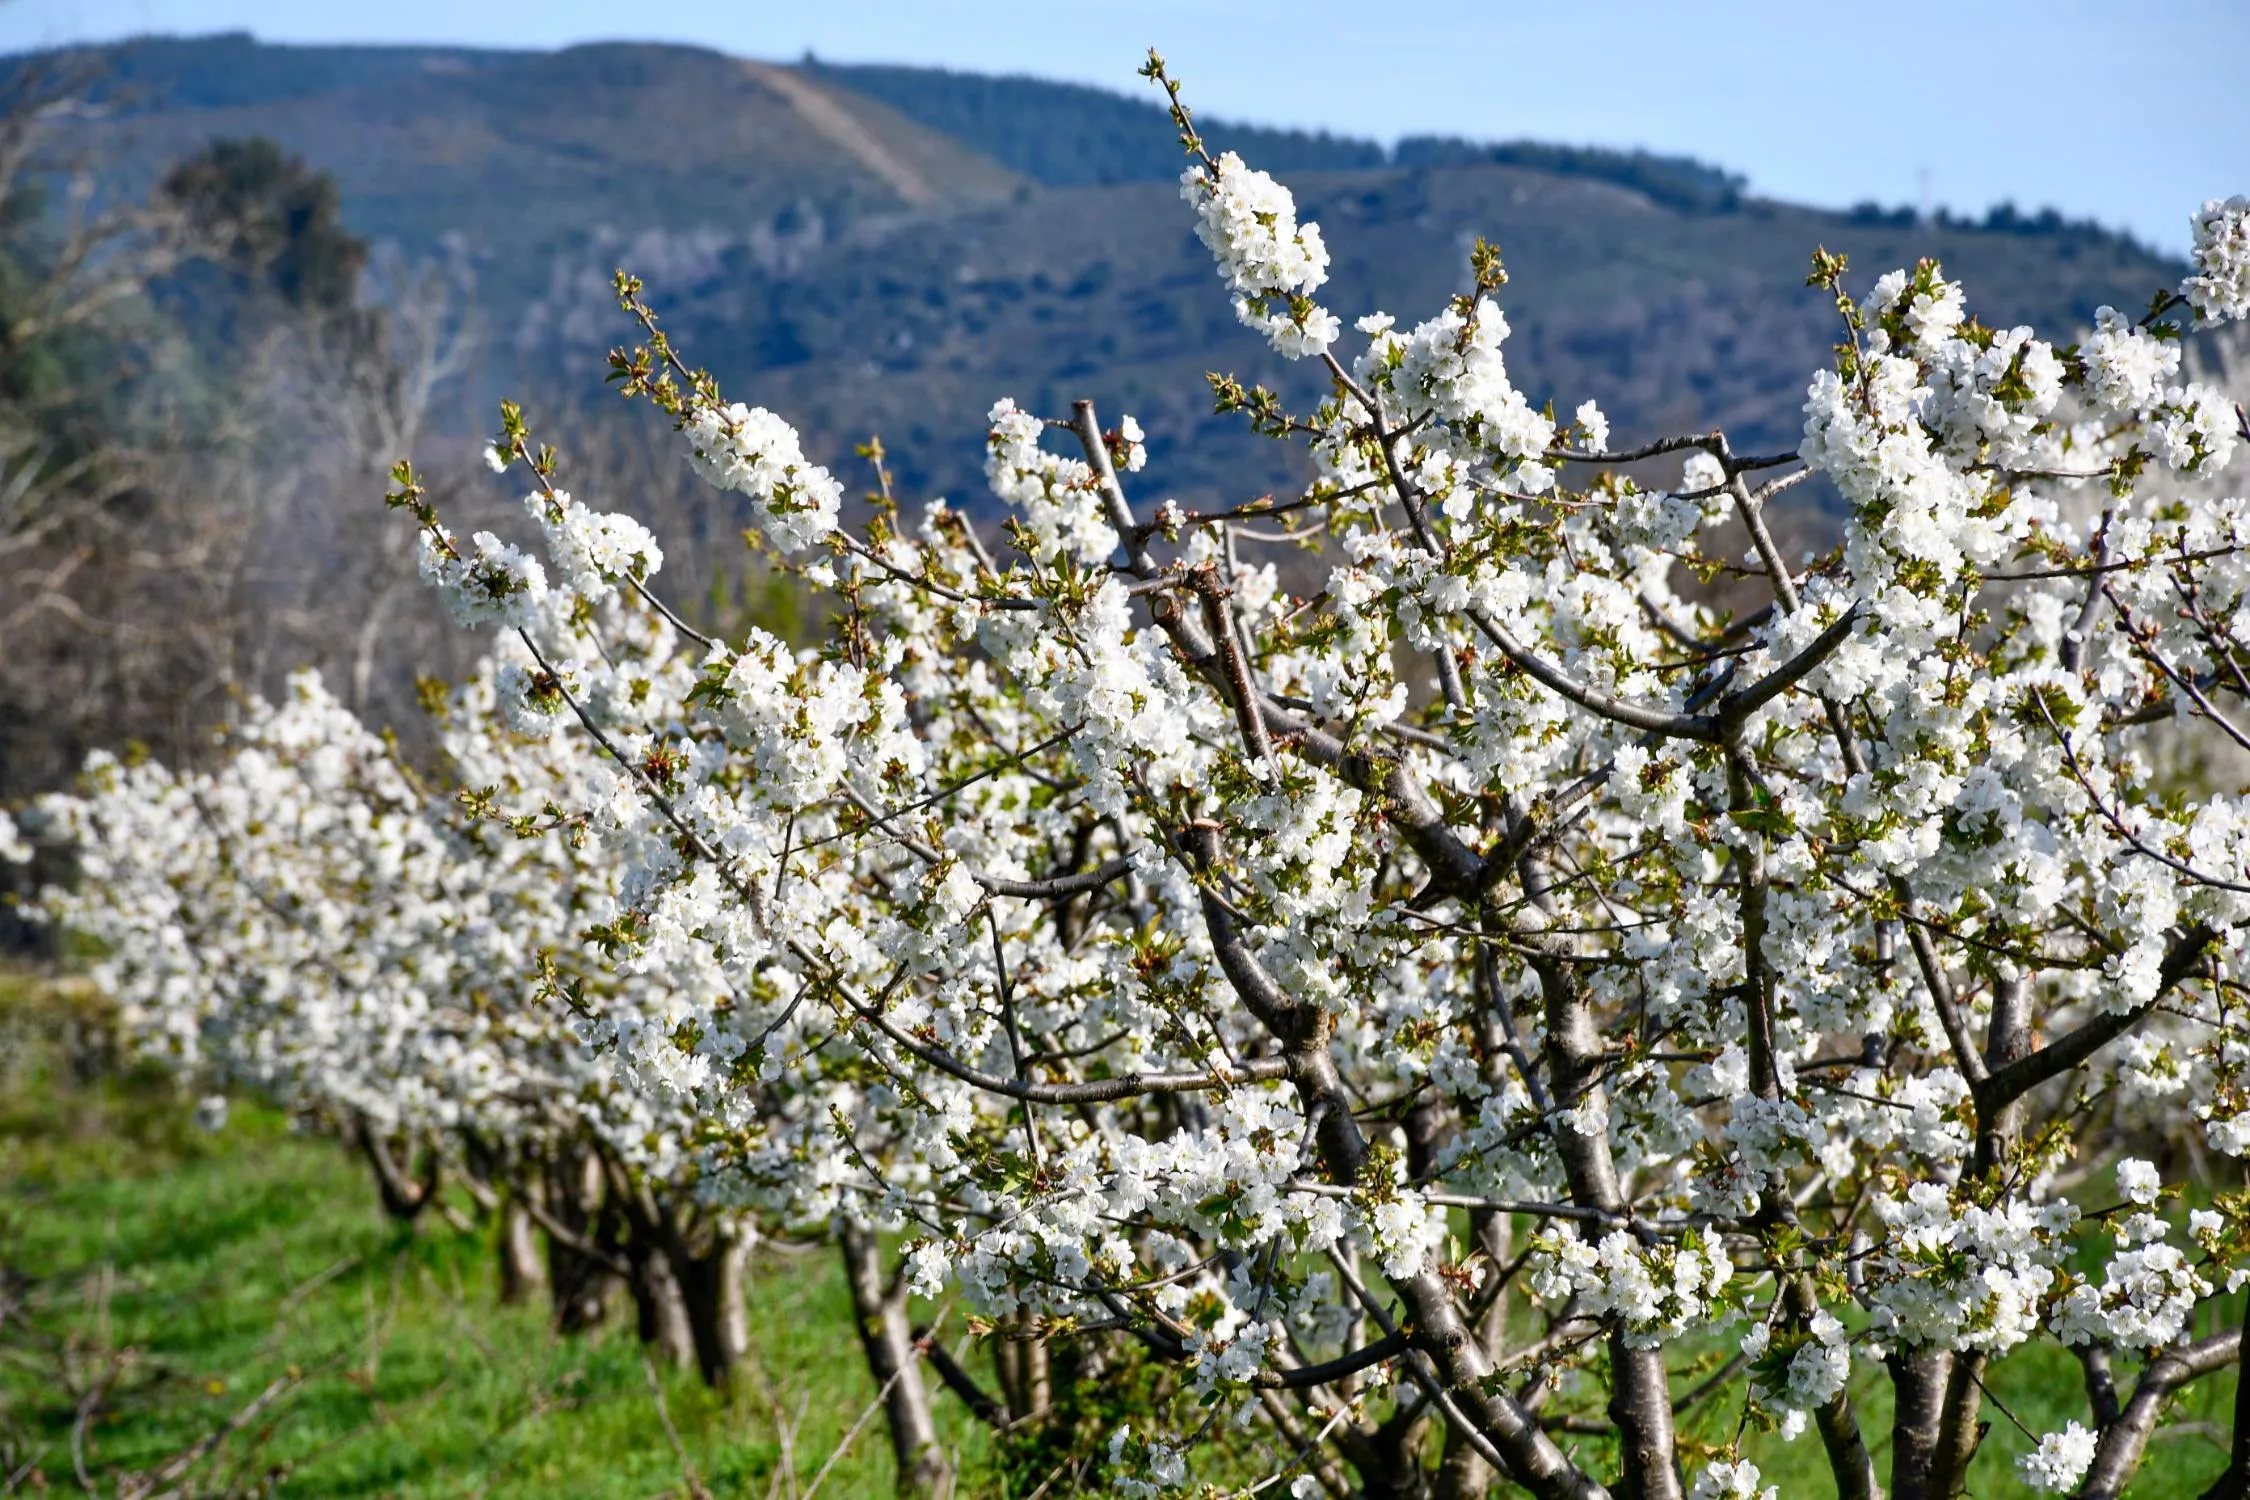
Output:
[
  {"left": 0, "top": 973, "right": 993, "bottom": 1498},
  {"left": 0, "top": 967, "right": 2238, "bottom": 1497}
]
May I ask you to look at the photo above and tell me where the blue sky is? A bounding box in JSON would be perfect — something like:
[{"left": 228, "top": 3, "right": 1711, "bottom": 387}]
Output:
[{"left": 3, "top": 0, "right": 2243, "bottom": 253}]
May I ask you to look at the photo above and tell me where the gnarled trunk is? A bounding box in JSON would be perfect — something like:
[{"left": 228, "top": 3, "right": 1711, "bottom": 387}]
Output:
[
  {"left": 1887, "top": 1349, "right": 1952, "bottom": 1500},
  {"left": 672, "top": 1234, "right": 749, "bottom": 1387},
  {"left": 543, "top": 1150, "right": 622, "bottom": 1333},
  {"left": 598, "top": 1151, "right": 749, "bottom": 1386},
  {"left": 353, "top": 1117, "right": 440, "bottom": 1222},
  {"left": 628, "top": 1230, "right": 698, "bottom": 1371},
  {"left": 840, "top": 1221, "right": 948, "bottom": 1496},
  {"left": 497, "top": 1193, "right": 546, "bottom": 1305},
  {"left": 1333, "top": 1406, "right": 1432, "bottom": 1500}
]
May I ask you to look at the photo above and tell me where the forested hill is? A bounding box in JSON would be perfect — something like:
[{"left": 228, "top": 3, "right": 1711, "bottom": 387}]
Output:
[
  {"left": 52, "top": 35, "right": 1027, "bottom": 252},
  {"left": 16, "top": 31, "right": 2187, "bottom": 509},
  {"left": 799, "top": 58, "right": 1386, "bottom": 184}
]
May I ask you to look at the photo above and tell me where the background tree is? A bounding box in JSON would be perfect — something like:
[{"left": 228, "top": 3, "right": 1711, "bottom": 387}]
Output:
[{"left": 157, "top": 135, "right": 366, "bottom": 326}]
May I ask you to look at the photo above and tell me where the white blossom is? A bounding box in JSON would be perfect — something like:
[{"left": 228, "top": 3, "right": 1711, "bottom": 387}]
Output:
[
  {"left": 2018, "top": 1422, "right": 2099, "bottom": 1493},
  {"left": 679, "top": 401, "right": 842, "bottom": 553},
  {"left": 1689, "top": 1458, "right": 1775, "bottom": 1500},
  {"left": 2185, "top": 195, "right": 2250, "bottom": 324},
  {"left": 1180, "top": 151, "right": 1337, "bottom": 358}
]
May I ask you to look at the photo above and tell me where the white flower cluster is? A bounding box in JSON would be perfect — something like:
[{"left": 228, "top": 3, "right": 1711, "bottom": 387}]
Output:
[
  {"left": 1689, "top": 1458, "right": 1775, "bottom": 1500},
  {"left": 1352, "top": 296, "right": 1557, "bottom": 497},
  {"left": 418, "top": 527, "right": 549, "bottom": 630},
  {"left": 2185, "top": 195, "right": 2250, "bottom": 324},
  {"left": 1185, "top": 1318, "right": 1284, "bottom": 1400},
  {"left": 1180, "top": 151, "right": 1339, "bottom": 358},
  {"left": 1865, "top": 1184, "right": 2068, "bottom": 1354},
  {"left": 1115, "top": 412, "right": 1149, "bottom": 473},
  {"left": 985, "top": 397, "right": 1120, "bottom": 566},
  {"left": 1359, "top": 1185, "right": 1447, "bottom": 1279},
  {"left": 1107, "top": 1425, "right": 1189, "bottom": 1498},
  {"left": 703, "top": 629, "right": 916, "bottom": 810},
  {"left": 1741, "top": 1308, "right": 1851, "bottom": 1436},
  {"left": 494, "top": 658, "right": 571, "bottom": 736},
  {"left": 1573, "top": 398, "right": 1610, "bottom": 453},
  {"left": 2082, "top": 306, "right": 2181, "bottom": 414},
  {"left": 2052, "top": 1178, "right": 2212, "bottom": 1352},
  {"left": 1529, "top": 1229, "right": 1733, "bottom": 1349},
  {"left": 2018, "top": 1422, "right": 2099, "bottom": 1493},
  {"left": 679, "top": 400, "right": 842, "bottom": 554},
  {"left": 526, "top": 489, "right": 662, "bottom": 601},
  {"left": 2210, "top": 1107, "right": 2250, "bottom": 1157}
]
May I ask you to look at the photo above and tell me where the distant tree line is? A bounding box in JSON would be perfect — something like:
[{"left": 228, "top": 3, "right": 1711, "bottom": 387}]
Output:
[
  {"left": 813, "top": 59, "right": 2151, "bottom": 251},
  {"left": 1846, "top": 196, "right": 2158, "bottom": 252},
  {"left": 803, "top": 57, "right": 1387, "bottom": 185},
  {"left": 1391, "top": 135, "right": 1747, "bottom": 214}
]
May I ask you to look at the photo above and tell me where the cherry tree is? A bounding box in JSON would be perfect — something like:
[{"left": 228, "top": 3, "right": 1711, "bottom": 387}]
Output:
[
  {"left": 13, "top": 651, "right": 776, "bottom": 1376},
  {"left": 365, "top": 56, "right": 2250, "bottom": 1500},
  {"left": 15, "top": 51, "right": 2250, "bottom": 1500}
]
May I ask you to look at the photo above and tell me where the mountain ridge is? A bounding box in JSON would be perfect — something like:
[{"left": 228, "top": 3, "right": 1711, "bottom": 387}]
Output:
[{"left": 2, "top": 32, "right": 2191, "bottom": 518}]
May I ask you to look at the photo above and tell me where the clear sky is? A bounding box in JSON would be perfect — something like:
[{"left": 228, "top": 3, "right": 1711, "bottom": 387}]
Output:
[{"left": 2, "top": 0, "right": 2243, "bottom": 253}]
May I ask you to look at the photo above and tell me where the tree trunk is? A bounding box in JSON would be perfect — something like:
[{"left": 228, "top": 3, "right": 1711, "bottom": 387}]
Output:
[
  {"left": 1432, "top": 1208, "right": 1508, "bottom": 1498},
  {"left": 497, "top": 1193, "right": 546, "bottom": 1305},
  {"left": 671, "top": 1235, "right": 749, "bottom": 1387},
  {"left": 1927, "top": 1350, "right": 1987, "bottom": 1497},
  {"left": 1334, "top": 1407, "right": 1433, "bottom": 1500},
  {"left": 1887, "top": 1349, "right": 1952, "bottom": 1500},
  {"left": 2196, "top": 1319, "right": 2250, "bottom": 1499},
  {"left": 840, "top": 1222, "right": 948, "bottom": 1496},
  {"left": 594, "top": 1152, "right": 750, "bottom": 1388},
  {"left": 991, "top": 1309, "right": 1051, "bottom": 1424},
  {"left": 1540, "top": 957, "right": 1680, "bottom": 1500},
  {"left": 543, "top": 1151, "right": 620, "bottom": 1333},
  {"left": 354, "top": 1118, "right": 439, "bottom": 1222},
  {"left": 1176, "top": 815, "right": 1603, "bottom": 1500},
  {"left": 629, "top": 1233, "right": 698, "bottom": 1371}
]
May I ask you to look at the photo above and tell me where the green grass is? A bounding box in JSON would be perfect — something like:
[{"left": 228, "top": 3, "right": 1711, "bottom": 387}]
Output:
[
  {"left": 0, "top": 973, "right": 990, "bottom": 1497},
  {"left": 1, "top": 968, "right": 2237, "bottom": 1497},
  {"left": 1737, "top": 1337, "right": 2237, "bottom": 1498}
]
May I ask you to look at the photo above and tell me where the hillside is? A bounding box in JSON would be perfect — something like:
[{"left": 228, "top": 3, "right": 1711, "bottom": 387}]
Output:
[
  {"left": 10, "top": 33, "right": 2191, "bottom": 517},
  {"left": 56, "top": 35, "right": 1025, "bottom": 263},
  {"left": 801, "top": 57, "right": 1387, "bottom": 184}
]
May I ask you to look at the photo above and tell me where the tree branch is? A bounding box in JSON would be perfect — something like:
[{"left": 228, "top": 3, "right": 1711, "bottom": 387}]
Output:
[{"left": 2080, "top": 1328, "right": 2240, "bottom": 1500}]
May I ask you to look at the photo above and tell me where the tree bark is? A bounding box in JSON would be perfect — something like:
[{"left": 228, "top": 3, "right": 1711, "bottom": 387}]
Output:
[
  {"left": 2083, "top": 1330, "right": 2239, "bottom": 1500},
  {"left": 2196, "top": 1320, "right": 2250, "bottom": 1500},
  {"left": 1183, "top": 822, "right": 1605, "bottom": 1500},
  {"left": 542, "top": 1150, "right": 620, "bottom": 1333},
  {"left": 990, "top": 1308, "right": 1051, "bottom": 1424},
  {"left": 1887, "top": 1349, "right": 1952, "bottom": 1500},
  {"left": 840, "top": 1222, "right": 948, "bottom": 1496},
  {"left": 1928, "top": 1350, "right": 1987, "bottom": 1499},
  {"left": 1814, "top": 1385, "right": 1881, "bottom": 1500},
  {"left": 1433, "top": 1208, "right": 1512, "bottom": 1500},
  {"left": 497, "top": 1192, "right": 546, "bottom": 1305},
  {"left": 671, "top": 1234, "right": 749, "bottom": 1387},
  {"left": 629, "top": 1232, "right": 697, "bottom": 1372},
  {"left": 1331, "top": 1405, "right": 1433, "bottom": 1500},
  {"left": 596, "top": 1153, "right": 747, "bottom": 1386},
  {"left": 1915, "top": 974, "right": 2035, "bottom": 1497},
  {"left": 353, "top": 1118, "right": 439, "bottom": 1222},
  {"left": 1537, "top": 952, "right": 1681, "bottom": 1500}
]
